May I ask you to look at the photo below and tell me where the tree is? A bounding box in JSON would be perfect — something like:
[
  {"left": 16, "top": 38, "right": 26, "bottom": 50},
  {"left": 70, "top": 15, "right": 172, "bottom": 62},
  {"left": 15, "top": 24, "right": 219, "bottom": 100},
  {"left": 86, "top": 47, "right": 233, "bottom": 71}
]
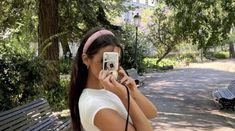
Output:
[
  {"left": 164, "top": 0, "right": 235, "bottom": 56},
  {"left": 0, "top": 0, "right": 125, "bottom": 58},
  {"left": 0, "top": 0, "right": 38, "bottom": 46},
  {"left": 57, "top": 0, "right": 125, "bottom": 58},
  {"left": 38, "top": 0, "right": 59, "bottom": 83},
  {"left": 120, "top": 24, "right": 148, "bottom": 72},
  {"left": 147, "top": 2, "right": 183, "bottom": 64}
]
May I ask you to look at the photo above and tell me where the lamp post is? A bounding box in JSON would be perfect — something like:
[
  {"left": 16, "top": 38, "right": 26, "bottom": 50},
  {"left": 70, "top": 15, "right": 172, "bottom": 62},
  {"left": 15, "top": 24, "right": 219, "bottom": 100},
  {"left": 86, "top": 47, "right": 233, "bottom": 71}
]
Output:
[
  {"left": 133, "top": 13, "right": 141, "bottom": 69},
  {"left": 229, "top": 25, "right": 235, "bottom": 58}
]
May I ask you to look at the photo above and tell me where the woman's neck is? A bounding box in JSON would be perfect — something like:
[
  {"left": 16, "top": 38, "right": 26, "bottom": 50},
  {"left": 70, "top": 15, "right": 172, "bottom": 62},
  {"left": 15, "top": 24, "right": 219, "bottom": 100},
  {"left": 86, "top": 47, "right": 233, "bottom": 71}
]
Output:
[{"left": 86, "top": 74, "right": 103, "bottom": 89}]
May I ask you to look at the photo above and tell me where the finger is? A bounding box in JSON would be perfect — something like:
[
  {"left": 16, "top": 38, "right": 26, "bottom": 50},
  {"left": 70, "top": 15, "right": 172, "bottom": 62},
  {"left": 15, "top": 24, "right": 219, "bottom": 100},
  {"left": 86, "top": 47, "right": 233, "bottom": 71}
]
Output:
[
  {"left": 125, "top": 77, "right": 136, "bottom": 85},
  {"left": 110, "top": 75, "right": 120, "bottom": 87},
  {"left": 124, "top": 79, "right": 134, "bottom": 86},
  {"left": 105, "top": 75, "right": 114, "bottom": 85},
  {"left": 118, "top": 67, "right": 128, "bottom": 76},
  {"left": 99, "top": 70, "right": 103, "bottom": 80},
  {"left": 120, "top": 76, "right": 129, "bottom": 84},
  {"left": 119, "top": 66, "right": 125, "bottom": 72},
  {"left": 118, "top": 68, "right": 127, "bottom": 76},
  {"left": 99, "top": 70, "right": 105, "bottom": 80},
  {"left": 103, "top": 75, "right": 113, "bottom": 88}
]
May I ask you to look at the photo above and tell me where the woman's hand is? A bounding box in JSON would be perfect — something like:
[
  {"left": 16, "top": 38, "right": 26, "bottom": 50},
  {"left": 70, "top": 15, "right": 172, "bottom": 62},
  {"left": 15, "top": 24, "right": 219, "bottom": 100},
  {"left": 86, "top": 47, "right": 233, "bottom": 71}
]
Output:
[
  {"left": 118, "top": 67, "right": 138, "bottom": 97},
  {"left": 99, "top": 70, "right": 127, "bottom": 98}
]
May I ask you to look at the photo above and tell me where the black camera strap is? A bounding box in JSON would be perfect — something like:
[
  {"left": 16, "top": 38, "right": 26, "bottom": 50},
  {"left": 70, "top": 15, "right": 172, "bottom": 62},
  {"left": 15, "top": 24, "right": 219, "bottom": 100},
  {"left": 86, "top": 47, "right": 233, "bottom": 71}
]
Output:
[{"left": 123, "top": 84, "right": 130, "bottom": 131}]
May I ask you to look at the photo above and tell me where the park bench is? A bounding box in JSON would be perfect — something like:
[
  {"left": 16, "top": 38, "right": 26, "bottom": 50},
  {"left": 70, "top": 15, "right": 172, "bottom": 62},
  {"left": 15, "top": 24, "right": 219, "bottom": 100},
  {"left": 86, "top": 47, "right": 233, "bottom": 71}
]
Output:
[
  {"left": 126, "top": 68, "right": 145, "bottom": 87},
  {"left": 212, "top": 80, "right": 235, "bottom": 110},
  {"left": 0, "top": 98, "right": 71, "bottom": 131}
]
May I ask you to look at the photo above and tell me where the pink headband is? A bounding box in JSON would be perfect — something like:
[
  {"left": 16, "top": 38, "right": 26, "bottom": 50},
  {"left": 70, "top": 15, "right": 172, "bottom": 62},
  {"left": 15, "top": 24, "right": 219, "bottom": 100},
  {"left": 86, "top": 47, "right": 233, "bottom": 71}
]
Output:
[{"left": 83, "top": 29, "right": 115, "bottom": 53}]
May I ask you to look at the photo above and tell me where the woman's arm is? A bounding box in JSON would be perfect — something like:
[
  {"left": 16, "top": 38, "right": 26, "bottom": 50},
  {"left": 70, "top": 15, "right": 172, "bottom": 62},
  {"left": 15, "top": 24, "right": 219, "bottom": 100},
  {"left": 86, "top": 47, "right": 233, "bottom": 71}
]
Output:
[
  {"left": 96, "top": 71, "right": 153, "bottom": 131},
  {"left": 118, "top": 68, "right": 157, "bottom": 119},
  {"left": 132, "top": 89, "right": 157, "bottom": 119},
  {"left": 94, "top": 96, "right": 152, "bottom": 131}
]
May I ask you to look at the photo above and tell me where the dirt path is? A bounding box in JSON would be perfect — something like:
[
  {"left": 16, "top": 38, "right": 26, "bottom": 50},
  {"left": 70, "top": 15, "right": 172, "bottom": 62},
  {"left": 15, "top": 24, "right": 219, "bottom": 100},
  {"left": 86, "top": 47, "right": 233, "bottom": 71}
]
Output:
[{"left": 141, "top": 59, "right": 235, "bottom": 131}]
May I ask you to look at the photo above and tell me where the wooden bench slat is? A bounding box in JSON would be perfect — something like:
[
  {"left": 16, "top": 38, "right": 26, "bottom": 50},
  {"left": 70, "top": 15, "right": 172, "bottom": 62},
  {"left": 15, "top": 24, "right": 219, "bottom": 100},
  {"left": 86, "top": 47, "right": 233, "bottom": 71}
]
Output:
[
  {"left": 212, "top": 80, "right": 235, "bottom": 109},
  {"left": 55, "top": 118, "right": 71, "bottom": 131},
  {"left": 0, "top": 102, "right": 50, "bottom": 125},
  {"left": 0, "top": 106, "right": 51, "bottom": 131},
  {"left": 12, "top": 108, "right": 52, "bottom": 131},
  {"left": 27, "top": 115, "right": 57, "bottom": 131},
  {"left": 40, "top": 118, "right": 64, "bottom": 131},
  {"left": 0, "top": 98, "right": 71, "bottom": 131},
  {"left": 0, "top": 101, "right": 50, "bottom": 126},
  {"left": 0, "top": 99, "right": 45, "bottom": 117},
  {"left": 0, "top": 99, "right": 48, "bottom": 122},
  {"left": 17, "top": 112, "right": 54, "bottom": 131},
  {"left": 45, "top": 118, "right": 71, "bottom": 131},
  {"left": 228, "top": 80, "right": 235, "bottom": 94},
  {"left": 217, "top": 88, "right": 235, "bottom": 100}
]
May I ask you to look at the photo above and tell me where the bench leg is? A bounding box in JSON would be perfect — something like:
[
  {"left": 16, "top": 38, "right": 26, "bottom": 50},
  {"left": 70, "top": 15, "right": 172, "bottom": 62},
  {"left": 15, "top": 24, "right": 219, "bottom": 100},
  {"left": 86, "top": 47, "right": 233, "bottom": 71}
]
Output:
[{"left": 219, "top": 99, "right": 235, "bottom": 110}]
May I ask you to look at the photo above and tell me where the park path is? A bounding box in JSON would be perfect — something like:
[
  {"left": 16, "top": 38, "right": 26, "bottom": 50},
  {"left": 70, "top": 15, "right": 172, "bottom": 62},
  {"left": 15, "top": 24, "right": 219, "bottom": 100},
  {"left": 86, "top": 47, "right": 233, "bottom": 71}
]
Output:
[{"left": 140, "top": 59, "right": 235, "bottom": 131}]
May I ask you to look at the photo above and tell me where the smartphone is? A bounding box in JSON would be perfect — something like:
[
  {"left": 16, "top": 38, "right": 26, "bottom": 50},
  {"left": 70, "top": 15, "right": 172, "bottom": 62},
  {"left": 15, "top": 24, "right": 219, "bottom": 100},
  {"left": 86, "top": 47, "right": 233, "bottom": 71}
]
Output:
[{"left": 103, "top": 52, "right": 119, "bottom": 79}]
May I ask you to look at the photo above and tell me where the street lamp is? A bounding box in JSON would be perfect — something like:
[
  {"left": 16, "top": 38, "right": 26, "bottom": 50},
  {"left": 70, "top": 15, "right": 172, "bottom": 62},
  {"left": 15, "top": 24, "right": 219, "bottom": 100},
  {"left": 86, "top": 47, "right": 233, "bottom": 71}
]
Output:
[{"left": 133, "top": 13, "right": 141, "bottom": 69}]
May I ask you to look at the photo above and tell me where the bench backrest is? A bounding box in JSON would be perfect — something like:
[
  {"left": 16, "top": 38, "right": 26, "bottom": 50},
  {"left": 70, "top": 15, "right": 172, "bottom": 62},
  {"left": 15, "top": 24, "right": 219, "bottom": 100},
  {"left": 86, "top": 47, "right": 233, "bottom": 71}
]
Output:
[
  {"left": 126, "top": 68, "right": 139, "bottom": 79},
  {"left": 0, "top": 99, "right": 55, "bottom": 131},
  {"left": 228, "top": 80, "right": 235, "bottom": 94}
]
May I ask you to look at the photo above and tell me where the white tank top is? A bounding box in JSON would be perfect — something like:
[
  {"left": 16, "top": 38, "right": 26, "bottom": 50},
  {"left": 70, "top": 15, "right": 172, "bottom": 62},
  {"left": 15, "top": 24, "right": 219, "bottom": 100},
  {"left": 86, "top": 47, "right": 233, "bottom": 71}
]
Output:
[{"left": 79, "top": 88, "right": 132, "bottom": 131}]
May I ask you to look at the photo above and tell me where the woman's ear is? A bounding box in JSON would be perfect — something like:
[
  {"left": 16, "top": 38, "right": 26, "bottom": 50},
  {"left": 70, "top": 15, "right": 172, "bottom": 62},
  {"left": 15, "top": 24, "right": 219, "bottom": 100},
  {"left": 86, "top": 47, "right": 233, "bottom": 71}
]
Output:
[{"left": 82, "top": 53, "right": 90, "bottom": 67}]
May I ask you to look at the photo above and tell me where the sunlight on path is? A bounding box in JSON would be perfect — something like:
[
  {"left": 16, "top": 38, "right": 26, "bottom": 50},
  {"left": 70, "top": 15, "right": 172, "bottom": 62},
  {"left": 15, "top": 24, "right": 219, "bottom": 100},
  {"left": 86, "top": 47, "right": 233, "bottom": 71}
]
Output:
[
  {"left": 189, "top": 59, "right": 235, "bottom": 72},
  {"left": 143, "top": 59, "right": 235, "bottom": 131}
]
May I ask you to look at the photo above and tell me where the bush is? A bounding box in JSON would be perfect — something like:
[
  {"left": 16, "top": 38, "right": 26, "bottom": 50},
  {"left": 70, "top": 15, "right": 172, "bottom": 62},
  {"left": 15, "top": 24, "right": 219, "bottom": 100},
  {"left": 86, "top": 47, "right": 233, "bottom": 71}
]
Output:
[
  {"left": 207, "top": 51, "right": 229, "bottom": 59},
  {"left": 120, "top": 24, "right": 146, "bottom": 73},
  {"left": 177, "top": 53, "right": 197, "bottom": 62},
  {"left": 158, "top": 59, "right": 178, "bottom": 67},
  {"left": 0, "top": 43, "right": 68, "bottom": 111},
  {"left": 0, "top": 43, "right": 50, "bottom": 110},
  {"left": 59, "top": 58, "right": 71, "bottom": 74},
  {"left": 143, "top": 57, "right": 156, "bottom": 68},
  {"left": 44, "top": 76, "right": 69, "bottom": 111},
  {"left": 213, "top": 51, "right": 229, "bottom": 59},
  {"left": 143, "top": 57, "right": 178, "bottom": 68}
]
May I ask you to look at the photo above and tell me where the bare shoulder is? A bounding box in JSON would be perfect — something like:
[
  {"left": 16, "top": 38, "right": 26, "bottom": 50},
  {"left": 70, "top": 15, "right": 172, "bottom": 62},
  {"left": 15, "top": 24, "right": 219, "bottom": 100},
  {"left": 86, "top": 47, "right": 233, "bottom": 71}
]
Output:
[{"left": 94, "top": 108, "right": 135, "bottom": 131}]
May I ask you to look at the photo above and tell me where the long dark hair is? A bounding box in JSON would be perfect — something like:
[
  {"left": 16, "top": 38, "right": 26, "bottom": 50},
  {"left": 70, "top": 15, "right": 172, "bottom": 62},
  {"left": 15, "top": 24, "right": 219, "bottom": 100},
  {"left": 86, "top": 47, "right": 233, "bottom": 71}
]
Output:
[{"left": 69, "top": 28, "right": 123, "bottom": 130}]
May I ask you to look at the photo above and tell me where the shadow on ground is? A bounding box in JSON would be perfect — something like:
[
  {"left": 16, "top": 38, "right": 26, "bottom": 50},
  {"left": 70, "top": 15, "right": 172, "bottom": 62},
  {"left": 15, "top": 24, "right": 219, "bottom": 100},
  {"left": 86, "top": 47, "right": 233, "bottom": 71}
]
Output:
[{"left": 140, "top": 68, "right": 235, "bottom": 131}]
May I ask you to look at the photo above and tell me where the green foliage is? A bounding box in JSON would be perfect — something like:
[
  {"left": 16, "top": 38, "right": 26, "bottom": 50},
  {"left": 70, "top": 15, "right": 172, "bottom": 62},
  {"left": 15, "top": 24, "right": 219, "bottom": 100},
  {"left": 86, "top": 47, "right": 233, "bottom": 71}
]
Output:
[
  {"left": 58, "top": 0, "right": 126, "bottom": 41},
  {"left": 44, "top": 76, "right": 69, "bottom": 111},
  {"left": 59, "top": 58, "right": 71, "bottom": 74},
  {"left": 143, "top": 57, "right": 178, "bottom": 68},
  {"left": 147, "top": 1, "right": 184, "bottom": 64},
  {"left": 0, "top": 43, "right": 51, "bottom": 111},
  {"left": 143, "top": 58, "right": 157, "bottom": 68},
  {"left": 176, "top": 53, "right": 198, "bottom": 62},
  {"left": 0, "top": 0, "right": 125, "bottom": 51},
  {"left": 120, "top": 24, "right": 146, "bottom": 72},
  {"left": 163, "top": 0, "right": 235, "bottom": 54},
  {"left": 158, "top": 58, "right": 178, "bottom": 67},
  {"left": 208, "top": 51, "right": 230, "bottom": 59},
  {"left": 0, "top": 42, "right": 71, "bottom": 111},
  {"left": 0, "top": 0, "right": 38, "bottom": 46},
  {"left": 0, "top": 0, "right": 126, "bottom": 112}
]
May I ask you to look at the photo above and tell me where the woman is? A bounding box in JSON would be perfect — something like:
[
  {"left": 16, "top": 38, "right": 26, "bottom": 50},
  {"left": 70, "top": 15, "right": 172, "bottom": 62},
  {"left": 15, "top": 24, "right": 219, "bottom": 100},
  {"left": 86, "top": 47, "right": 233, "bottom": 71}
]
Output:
[{"left": 69, "top": 28, "right": 157, "bottom": 131}]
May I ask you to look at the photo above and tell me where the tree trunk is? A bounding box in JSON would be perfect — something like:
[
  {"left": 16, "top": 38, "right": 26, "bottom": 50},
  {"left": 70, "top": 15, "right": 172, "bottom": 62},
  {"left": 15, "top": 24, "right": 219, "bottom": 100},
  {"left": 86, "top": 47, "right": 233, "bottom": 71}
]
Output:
[
  {"left": 229, "top": 42, "right": 235, "bottom": 58},
  {"left": 156, "top": 46, "right": 173, "bottom": 65},
  {"left": 38, "top": 0, "right": 59, "bottom": 85},
  {"left": 60, "top": 34, "right": 72, "bottom": 59}
]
